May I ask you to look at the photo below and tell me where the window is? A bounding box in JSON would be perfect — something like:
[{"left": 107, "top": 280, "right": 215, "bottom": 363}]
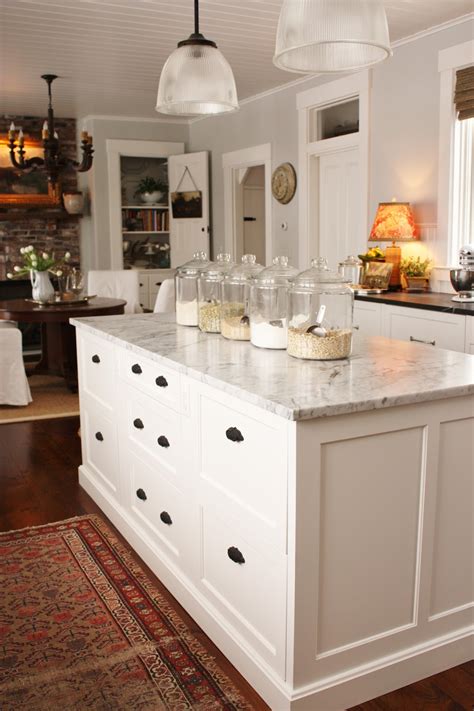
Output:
[{"left": 450, "top": 117, "right": 474, "bottom": 265}]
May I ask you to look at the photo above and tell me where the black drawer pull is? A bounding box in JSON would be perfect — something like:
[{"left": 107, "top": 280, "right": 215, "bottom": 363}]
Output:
[
  {"left": 95, "top": 431, "right": 104, "bottom": 442},
  {"left": 91, "top": 354, "right": 100, "bottom": 363},
  {"left": 227, "top": 546, "right": 245, "bottom": 564},
  {"left": 226, "top": 427, "right": 244, "bottom": 443},
  {"left": 131, "top": 363, "right": 142, "bottom": 374},
  {"left": 155, "top": 375, "right": 168, "bottom": 388},
  {"left": 136, "top": 488, "right": 147, "bottom": 501},
  {"left": 160, "top": 511, "right": 172, "bottom": 525},
  {"left": 410, "top": 336, "right": 435, "bottom": 346},
  {"left": 133, "top": 418, "right": 144, "bottom": 430},
  {"left": 157, "top": 435, "right": 170, "bottom": 448}
]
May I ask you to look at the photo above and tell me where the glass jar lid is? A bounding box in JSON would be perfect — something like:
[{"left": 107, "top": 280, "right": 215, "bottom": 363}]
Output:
[
  {"left": 224, "top": 254, "right": 264, "bottom": 284},
  {"left": 199, "top": 252, "right": 234, "bottom": 281},
  {"left": 339, "top": 255, "right": 362, "bottom": 267},
  {"left": 177, "top": 251, "right": 210, "bottom": 276},
  {"left": 292, "top": 258, "right": 353, "bottom": 290},
  {"left": 254, "top": 256, "right": 299, "bottom": 286}
]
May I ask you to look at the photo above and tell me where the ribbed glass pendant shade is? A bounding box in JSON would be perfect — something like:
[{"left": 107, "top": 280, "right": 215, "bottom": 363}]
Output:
[
  {"left": 273, "top": 0, "right": 392, "bottom": 74},
  {"left": 156, "top": 43, "right": 238, "bottom": 116}
]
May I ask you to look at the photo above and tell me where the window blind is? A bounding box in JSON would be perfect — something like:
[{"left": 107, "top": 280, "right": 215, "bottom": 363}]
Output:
[{"left": 455, "top": 65, "right": 474, "bottom": 121}]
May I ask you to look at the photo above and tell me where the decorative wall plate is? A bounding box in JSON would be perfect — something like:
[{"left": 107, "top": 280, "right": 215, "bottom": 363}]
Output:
[{"left": 271, "top": 162, "right": 297, "bottom": 204}]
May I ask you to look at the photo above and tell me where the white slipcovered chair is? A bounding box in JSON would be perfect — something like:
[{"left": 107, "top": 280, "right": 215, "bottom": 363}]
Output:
[
  {"left": 153, "top": 279, "right": 176, "bottom": 313},
  {"left": 0, "top": 326, "right": 32, "bottom": 406},
  {"left": 87, "top": 270, "right": 141, "bottom": 314}
]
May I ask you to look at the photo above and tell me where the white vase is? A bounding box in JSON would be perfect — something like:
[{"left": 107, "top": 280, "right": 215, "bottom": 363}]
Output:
[
  {"left": 63, "top": 192, "right": 85, "bottom": 215},
  {"left": 140, "top": 191, "right": 163, "bottom": 205},
  {"left": 31, "top": 270, "right": 54, "bottom": 303}
]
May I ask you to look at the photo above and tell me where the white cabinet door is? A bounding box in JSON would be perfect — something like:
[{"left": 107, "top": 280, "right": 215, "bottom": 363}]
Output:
[
  {"left": 353, "top": 301, "right": 383, "bottom": 336},
  {"left": 319, "top": 148, "right": 363, "bottom": 269},
  {"left": 169, "top": 151, "right": 210, "bottom": 267},
  {"left": 383, "top": 305, "right": 466, "bottom": 352}
]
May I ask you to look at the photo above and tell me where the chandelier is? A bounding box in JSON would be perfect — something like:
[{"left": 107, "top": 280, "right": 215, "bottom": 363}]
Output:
[
  {"left": 156, "top": 0, "right": 238, "bottom": 116},
  {"left": 8, "top": 74, "right": 94, "bottom": 184}
]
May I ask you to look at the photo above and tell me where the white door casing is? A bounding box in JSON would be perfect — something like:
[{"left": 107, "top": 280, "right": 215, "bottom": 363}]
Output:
[
  {"left": 168, "top": 151, "right": 210, "bottom": 267},
  {"left": 297, "top": 71, "right": 370, "bottom": 270},
  {"left": 106, "top": 139, "right": 185, "bottom": 270}
]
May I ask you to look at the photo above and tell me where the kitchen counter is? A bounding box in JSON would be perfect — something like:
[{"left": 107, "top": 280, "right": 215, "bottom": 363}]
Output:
[
  {"left": 355, "top": 289, "right": 474, "bottom": 316},
  {"left": 71, "top": 313, "right": 474, "bottom": 421}
]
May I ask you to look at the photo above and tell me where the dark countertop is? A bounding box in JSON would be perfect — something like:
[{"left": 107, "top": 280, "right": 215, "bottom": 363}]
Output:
[{"left": 354, "top": 291, "right": 474, "bottom": 316}]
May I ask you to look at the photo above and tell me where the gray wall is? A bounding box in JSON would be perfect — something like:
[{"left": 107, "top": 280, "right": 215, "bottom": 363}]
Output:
[
  {"left": 189, "top": 20, "right": 474, "bottom": 267},
  {"left": 78, "top": 118, "right": 188, "bottom": 270}
]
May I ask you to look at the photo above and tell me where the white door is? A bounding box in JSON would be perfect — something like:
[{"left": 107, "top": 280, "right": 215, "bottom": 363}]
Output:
[
  {"left": 318, "top": 148, "right": 362, "bottom": 269},
  {"left": 168, "top": 151, "right": 210, "bottom": 267}
]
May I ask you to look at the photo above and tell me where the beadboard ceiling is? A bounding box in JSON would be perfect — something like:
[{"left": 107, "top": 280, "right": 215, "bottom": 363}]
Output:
[{"left": 0, "top": 0, "right": 472, "bottom": 119}]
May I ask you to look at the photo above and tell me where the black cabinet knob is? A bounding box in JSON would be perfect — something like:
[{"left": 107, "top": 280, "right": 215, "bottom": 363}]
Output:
[
  {"left": 136, "top": 488, "right": 147, "bottom": 501},
  {"left": 227, "top": 546, "right": 245, "bottom": 564},
  {"left": 91, "top": 354, "right": 100, "bottom": 364},
  {"left": 157, "top": 435, "right": 170, "bottom": 448},
  {"left": 160, "top": 511, "right": 172, "bottom": 525},
  {"left": 133, "top": 418, "right": 144, "bottom": 430},
  {"left": 131, "top": 363, "right": 142, "bottom": 375},
  {"left": 95, "top": 431, "right": 104, "bottom": 442},
  {"left": 226, "top": 427, "right": 244, "bottom": 443},
  {"left": 155, "top": 376, "right": 168, "bottom": 388}
]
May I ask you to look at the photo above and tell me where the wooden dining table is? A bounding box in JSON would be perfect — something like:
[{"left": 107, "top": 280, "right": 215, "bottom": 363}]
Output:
[{"left": 0, "top": 297, "right": 126, "bottom": 392}]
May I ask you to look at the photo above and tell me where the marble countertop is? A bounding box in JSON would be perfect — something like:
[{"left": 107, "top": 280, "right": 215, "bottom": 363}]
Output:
[{"left": 71, "top": 314, "right": 474, "bottom": 421}]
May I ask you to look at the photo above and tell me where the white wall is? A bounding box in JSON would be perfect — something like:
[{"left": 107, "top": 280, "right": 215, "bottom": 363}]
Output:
[
  {"left": 189, "top": 19, "right": 474, "bottom": 268},
  {"left": 77, "top": 117, "right": 188, "bottom": 270}
]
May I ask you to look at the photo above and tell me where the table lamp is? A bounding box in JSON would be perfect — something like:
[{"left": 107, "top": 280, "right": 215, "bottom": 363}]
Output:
[{"left": 369, "top": 201, "right": 418, "bottom": 288}]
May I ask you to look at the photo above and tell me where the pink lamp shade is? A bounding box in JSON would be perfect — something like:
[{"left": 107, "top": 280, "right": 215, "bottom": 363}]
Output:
[{"left": 369, "top": 202, "right": 419, "bottom": 242}]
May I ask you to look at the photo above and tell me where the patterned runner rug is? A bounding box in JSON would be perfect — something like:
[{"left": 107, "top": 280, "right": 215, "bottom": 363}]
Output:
[{"left": 0, "top": 515, "right": 255, "bottom": 710}]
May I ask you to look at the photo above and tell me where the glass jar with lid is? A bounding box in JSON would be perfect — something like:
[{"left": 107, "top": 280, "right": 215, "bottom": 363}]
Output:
[
  {"left": 221, "top": 254, "right": 264, "bottom": 340},
  {"left": 249, "top": 256, "right": 299, "bottom": 349},
  {"left": 338, "top": 255, "right": 363, "bottom": 286},
  {"left": 175, "top": 251, "right": 210, "bottom": 326},
  {"left": 287, "top": 258, "right": 353, "bottom": 360},
  {"left": 197, "top": 253, "right": 234, "bottom": 333}
]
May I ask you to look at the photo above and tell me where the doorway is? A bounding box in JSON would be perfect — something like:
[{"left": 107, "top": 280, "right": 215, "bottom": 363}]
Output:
[{"left": 223, "top": 144, "right": 272, "bottom": 265}]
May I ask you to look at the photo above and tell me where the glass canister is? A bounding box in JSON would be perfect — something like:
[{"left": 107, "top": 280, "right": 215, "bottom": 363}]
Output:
[
  {"left": 221, "top": 254, "right": 264, "bottom": 340},
  {"left": 287, "top": 258, "right": 353, "bottom": 360},
  {"left": 175, "top": 251, "right": 210, "bottom": 326},
  {"left": 250, "top": 256, "right": 299, "bottom": 349},
  {"left": 338, "top": 255, "right": 363, "bottom": 286},
  {"left": 197, "top": 253, "right": 234, "bottom": 333}
]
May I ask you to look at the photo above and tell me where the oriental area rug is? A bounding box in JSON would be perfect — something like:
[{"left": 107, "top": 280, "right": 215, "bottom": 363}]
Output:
[{"left": 0, "top": 515, "right": 255, "bottom": 710}]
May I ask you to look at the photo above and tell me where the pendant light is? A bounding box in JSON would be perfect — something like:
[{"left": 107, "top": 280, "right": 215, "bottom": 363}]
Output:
[
  {"left": 273, "top": 0, "right": 392, "bottom": 74},
  {"left": 156, "top": 0, "right": 238, "bottom": 116}
]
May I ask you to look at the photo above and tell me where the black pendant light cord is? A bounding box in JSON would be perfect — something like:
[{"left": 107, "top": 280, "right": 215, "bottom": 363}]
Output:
[
  {"left": 194, "top": 0, "right": 199, "bottom": 35},
  {"left": 178, "top": 0, "right": 217, "bottom": 48}
]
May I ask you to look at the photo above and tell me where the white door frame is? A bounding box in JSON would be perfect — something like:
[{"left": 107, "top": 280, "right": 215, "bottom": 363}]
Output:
[
  {"left": 106, "top": 139, "right": 184, "bottom": 269},
  {"left": 223, "top": 143, "right": 273, "bottom": 262},
  {"left": 297, "top": 71, "right": 371, "bottom": 269}
]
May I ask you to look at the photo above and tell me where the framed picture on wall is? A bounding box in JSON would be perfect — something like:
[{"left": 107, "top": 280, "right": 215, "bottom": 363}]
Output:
[{"left": 0, "top": 138, "right": 61, "bottom": 206}]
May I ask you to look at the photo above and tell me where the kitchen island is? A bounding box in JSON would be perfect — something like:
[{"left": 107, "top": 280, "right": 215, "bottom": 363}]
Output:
[{"left": 72, "top": 313, "right": 473, "bottom": 710}]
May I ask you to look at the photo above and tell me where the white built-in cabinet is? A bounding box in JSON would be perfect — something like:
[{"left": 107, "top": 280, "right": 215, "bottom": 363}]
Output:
[
  {"left": 137, "top": 268, "right": 176, "bottom": 311},
  {"left": 354, "top": 300, "right": 472, "bottom": 353}
]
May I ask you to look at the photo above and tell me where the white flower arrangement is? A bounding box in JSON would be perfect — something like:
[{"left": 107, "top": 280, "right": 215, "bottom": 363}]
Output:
[{"left": 7, "top": 247, "right": 71, "bottom": 279}]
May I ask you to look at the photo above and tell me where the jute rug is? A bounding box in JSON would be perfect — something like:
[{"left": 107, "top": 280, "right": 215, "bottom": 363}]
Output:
[
  {"left": 0, "top": 515, "right": 255, "bottom": 710},
  {"left": 0, "top": 374, "right": 79, "bottom": 424}
]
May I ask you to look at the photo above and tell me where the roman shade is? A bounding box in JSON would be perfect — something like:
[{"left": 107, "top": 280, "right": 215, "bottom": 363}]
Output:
[{"left": 455, "top": 65, "right": 474, "bottom": 121}]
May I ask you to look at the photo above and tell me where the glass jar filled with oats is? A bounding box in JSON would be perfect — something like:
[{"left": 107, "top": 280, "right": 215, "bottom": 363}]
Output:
[
  {"left": 221, "top": 254, "right": 264, "bottom": 341},
  {"left": 287, "top": 258, "right": 353, "bottom": 360},
  {"left": 197, "top": 253, "right": 234, "bottom": 333}
]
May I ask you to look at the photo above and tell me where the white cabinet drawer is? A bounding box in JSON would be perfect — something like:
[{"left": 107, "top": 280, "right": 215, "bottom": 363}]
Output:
[
  {"left": 78, "top": 333, "right": 116, "bottom": 410},
  {"left": 199, "top": 508, "right": 287, "bottom": 677},
  {"left": 467, "top": 317, "right": 474, "bottom": 350},
  {"left": 82, "top": 397, "right": 119, "bottom": 497},
  {"left": 127, "top": 452, "right": 184, "bottom": 563},
  {"left": 198, "top": 391, "right": 288, "bottom": 553},
  {"left": 383, "top": 306, "right": 466, "bottom": 352},
  {"left": 119, "top": 348, "right": 181, "bottom": 411},
  {"left": 353, "top": 301, "right": 383, "bottom": 336},
  {"left": 122, "top": 386, "right": 181, "bottom": 487}
]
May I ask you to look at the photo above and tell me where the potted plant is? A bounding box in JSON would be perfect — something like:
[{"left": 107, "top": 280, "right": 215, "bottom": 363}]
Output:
[
  {"left": 7, "top": 246, "right": 71, "bottom": 303},
  {"left": 134, "top": 177, "right": 168, "bottom": 205},
  {"left": 400, "top": 256, "right": 432, "bottom": 291}
]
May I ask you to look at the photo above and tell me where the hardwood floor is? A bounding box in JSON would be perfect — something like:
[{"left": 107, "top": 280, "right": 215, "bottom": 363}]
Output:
[{"left": 0, "top": 417, "right": 472, "bottom": 711}]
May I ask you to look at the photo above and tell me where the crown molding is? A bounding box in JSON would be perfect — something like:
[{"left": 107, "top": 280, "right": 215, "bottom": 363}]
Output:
[
  {"left": 80, "top": 113, "right": 191, "bottom": 125},
  {"left": 188, "top": 13, "right": 474, "bottom": 126}
]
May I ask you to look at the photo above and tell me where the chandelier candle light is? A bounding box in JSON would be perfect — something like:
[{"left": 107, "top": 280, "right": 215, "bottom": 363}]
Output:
[
  {"left": 8, "top": 75, "right": 93, "bottom": 184},
  {"left": 156, "top": 0, "right": 238, "bottom": 116},
  {"left": 369, "top": 201, "right": 419, "bottom": 288}
]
